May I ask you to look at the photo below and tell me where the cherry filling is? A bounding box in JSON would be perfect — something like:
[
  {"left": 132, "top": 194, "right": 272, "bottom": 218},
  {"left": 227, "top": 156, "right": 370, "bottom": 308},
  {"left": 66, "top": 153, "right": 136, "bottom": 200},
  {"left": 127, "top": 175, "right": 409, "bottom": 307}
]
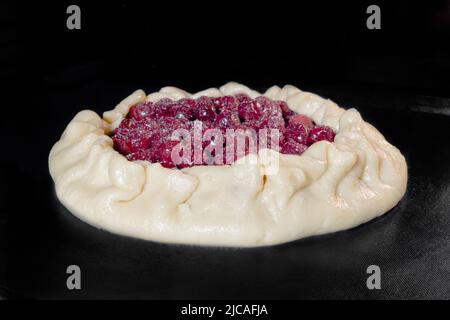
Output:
[{"left": 111, "top": 94, "right": 335, "bottom": 168}]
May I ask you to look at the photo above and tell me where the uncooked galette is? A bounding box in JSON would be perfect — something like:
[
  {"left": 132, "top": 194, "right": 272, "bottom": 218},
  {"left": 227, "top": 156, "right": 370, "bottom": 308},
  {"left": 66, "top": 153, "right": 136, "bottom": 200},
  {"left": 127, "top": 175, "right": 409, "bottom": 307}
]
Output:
[{"left": 49, "top": 82, "right": 407, "bottom": 247}]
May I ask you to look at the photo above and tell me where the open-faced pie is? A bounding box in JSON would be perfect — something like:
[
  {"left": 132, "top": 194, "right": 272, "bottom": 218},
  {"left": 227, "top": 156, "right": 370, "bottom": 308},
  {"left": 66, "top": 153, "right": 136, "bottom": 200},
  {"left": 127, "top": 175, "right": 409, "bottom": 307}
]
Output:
[{"left": 49, "top": 82, "right": 407, "bottom": 247}]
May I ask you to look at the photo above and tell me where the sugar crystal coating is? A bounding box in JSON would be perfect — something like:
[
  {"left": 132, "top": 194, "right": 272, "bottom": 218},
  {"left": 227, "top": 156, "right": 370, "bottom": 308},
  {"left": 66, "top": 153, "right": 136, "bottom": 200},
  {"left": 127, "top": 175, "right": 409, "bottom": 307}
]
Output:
[{"left": 112, "top": 94, "right": 335, "bottom": 168}]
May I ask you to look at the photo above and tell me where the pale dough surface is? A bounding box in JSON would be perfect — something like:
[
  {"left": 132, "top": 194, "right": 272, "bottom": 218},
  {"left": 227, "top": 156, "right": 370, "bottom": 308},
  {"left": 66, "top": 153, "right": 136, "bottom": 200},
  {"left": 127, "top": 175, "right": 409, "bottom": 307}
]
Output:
[{"left": 49, "top": 82, "right": 408, "bottom": 247}]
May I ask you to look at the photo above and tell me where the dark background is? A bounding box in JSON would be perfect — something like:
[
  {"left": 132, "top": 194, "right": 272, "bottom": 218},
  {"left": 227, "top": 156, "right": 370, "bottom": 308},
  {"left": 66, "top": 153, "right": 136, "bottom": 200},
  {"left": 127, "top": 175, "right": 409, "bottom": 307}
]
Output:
[{"left": 1, "top": 0, "right": 450, "bottom": 299}]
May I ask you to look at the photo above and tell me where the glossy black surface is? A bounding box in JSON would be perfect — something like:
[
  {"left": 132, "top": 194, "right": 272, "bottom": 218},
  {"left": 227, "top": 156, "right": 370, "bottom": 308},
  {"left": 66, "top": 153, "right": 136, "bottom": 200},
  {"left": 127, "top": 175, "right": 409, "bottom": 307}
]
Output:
[
  {"left": 3, "top": 82, "right": 450, "bottom": 299},
  {"left": 3, "top": 1, "right": 450, "bottom": 299}
]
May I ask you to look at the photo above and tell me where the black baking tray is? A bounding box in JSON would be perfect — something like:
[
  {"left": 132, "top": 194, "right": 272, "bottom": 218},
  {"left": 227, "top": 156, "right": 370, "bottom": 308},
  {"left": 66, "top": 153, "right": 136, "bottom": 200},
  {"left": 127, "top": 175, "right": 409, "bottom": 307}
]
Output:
[{"left": 2, "top": 82, "right": 450, "bottom": 299}]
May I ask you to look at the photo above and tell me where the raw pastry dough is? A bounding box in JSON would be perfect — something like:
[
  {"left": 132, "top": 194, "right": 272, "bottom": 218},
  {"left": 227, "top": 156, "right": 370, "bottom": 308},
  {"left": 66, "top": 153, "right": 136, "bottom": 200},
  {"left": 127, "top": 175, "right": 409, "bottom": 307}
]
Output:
[{"left": 49, "top": 83, "right": 407, "bottom": 246}]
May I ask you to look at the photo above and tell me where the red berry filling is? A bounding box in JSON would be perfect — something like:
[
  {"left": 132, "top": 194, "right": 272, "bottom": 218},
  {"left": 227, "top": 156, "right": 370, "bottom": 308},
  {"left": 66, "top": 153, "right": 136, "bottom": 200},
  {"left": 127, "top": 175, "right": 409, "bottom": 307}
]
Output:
[{"left": 111, "top": 94, "right": 335, "bottom": 168}]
